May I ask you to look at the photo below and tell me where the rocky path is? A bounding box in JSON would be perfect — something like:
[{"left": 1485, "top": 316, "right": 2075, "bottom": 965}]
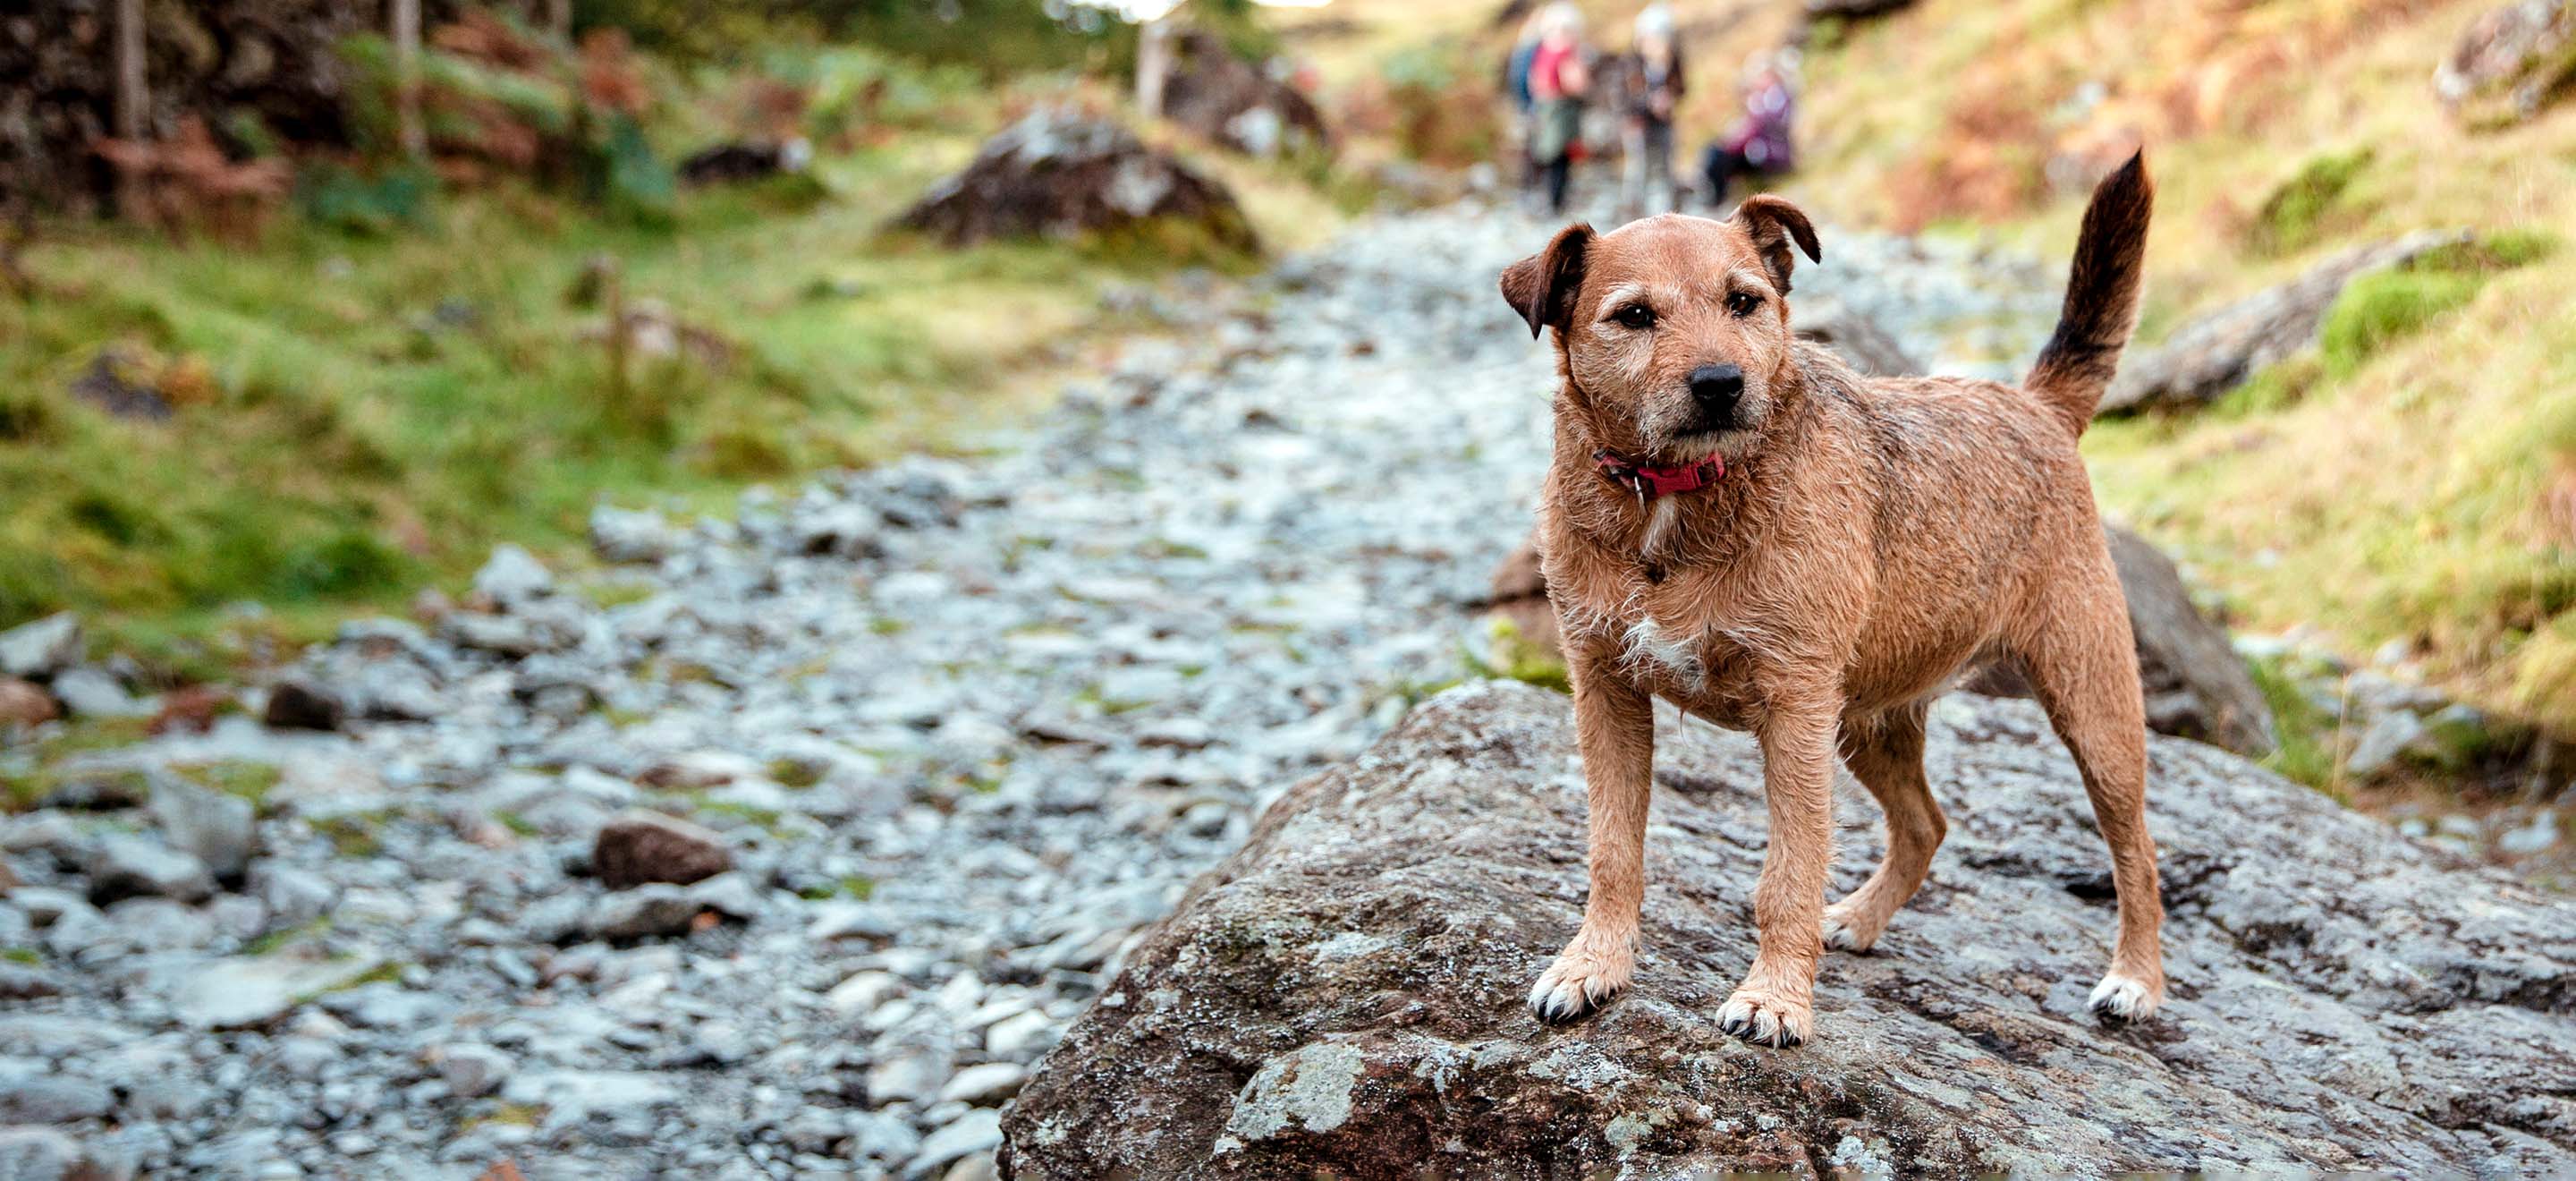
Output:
[{"left": 0, "top": 205, "right": 2077, "bottom": 1179}]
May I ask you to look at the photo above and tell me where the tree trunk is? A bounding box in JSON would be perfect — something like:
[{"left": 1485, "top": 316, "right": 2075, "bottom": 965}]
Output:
[
  {"left": 547, "top": 0, "right": 572, "bottom": 40},
  {"left": 392, "top": 0, "right": 426, "bottom": 159},
  {"left": 1135, "top": 14, "right": 1174, "bottom": 122},
  {"left": 113, "top": 0, "right": 148, "bottom": 218}
]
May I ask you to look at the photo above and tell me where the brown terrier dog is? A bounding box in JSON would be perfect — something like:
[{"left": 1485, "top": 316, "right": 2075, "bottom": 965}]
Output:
[{"left": 1504, "top": 155, "right": 2161, "bottom": 1047}]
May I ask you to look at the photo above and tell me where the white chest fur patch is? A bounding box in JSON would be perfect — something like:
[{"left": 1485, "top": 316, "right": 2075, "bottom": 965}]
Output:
[{"left": 1621, "top": 614, "right": 1703, "bottom": 685}]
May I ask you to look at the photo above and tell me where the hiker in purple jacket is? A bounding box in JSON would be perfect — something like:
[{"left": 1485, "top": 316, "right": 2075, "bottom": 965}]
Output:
[{"left": 1701, "top": 51, "right": 1798, "bottom": 208}]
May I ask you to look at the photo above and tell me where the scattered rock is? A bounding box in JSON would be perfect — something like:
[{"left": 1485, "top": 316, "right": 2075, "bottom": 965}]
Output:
[
  {"left": 146, "top": 684, "right": 225, "bottom": 735},
  {"left": 47, "top": 667, "right": 147, "bottom": 719},
  {"left": 1794, "top": 301, "right": 1925, "bottom": 377},
  {"left": 79, "top": 834, "right": 214, "bottom": 905},
  {"left": 2436, "top": 0, "right": 2576, "bottom": 126},
  {"left": 2101, "top": 231, "right": 2471, "bottom": 415},
  {"left": 2346, "top": 708, "right": 2430, "bottom": 780},
  {"left": 591, "top": 810, "right": 733, "bottom": 888},
  {"left": 432, "top": 1042, "right": 514, "bottom": 1099},
  {"left": 677, "top": 139, "right": 810, "bottom": 187},
  {"left": 589, "top": 505, "right": 679, "bottom": 565},
  {"left": 0, "top": 1125, "right": 132, "bottom": 1181},
  {"left": 260, "top": 678, "right": 345, "bottom": 731},
  {"left": 0, "top": 677, "right": 61, "bottom": 726},
  {"left": 148, "top": 777, "right": 258, "bottom": 882},
  {"left": 1160, "top": 30, "right": 1330, "bottom": 158},
  {"left": 937, "top": 1061, "right": 1028, "bottom": 1106},
  {"left": 0, "top": 613, "right": 82, "bottom": 680},
  {"left": 0, "top": 1069, "right": 116, "bottom": 1124},
  {"left": 909, "top": 1109, "right": 1003, "bottom": 1181},
  {"left": 1480, "top": 536, "right": 1561, "bottom": 659},
  {"left": 894, "top": 107, "right": 1257, "bottom": 251},
  {"left": 1002, "top": 684, "right": 2576, "bottom": 1177},
  {"left": 471, "top": 544, "right": 556, "bottom": 607},
  {"left": 157, "top": 948, "right": 388, "bottom": 1029}
]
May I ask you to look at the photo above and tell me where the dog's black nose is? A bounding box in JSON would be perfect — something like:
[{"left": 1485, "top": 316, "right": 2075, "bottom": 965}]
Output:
[{"left": 1690, "top": 364, "right": 1744, "bottom": 417}]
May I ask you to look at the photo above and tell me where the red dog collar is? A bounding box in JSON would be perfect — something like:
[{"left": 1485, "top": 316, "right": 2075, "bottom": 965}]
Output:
[{"left": 1596, "top": 449, "right": 1724, "bottom": 499}]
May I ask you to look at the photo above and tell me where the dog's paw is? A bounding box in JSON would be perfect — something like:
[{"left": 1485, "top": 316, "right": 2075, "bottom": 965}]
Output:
[
  {"left": 2087, "top": 972, "right": 2163, "bottom": 1023},
  {"left": 1819, "top": 902, "right": 1883, "bottom": 954},
  {"left": 1528, "top": 944, "right": 1632, "bottom": 1024},
  {"left": 1716, "top": 986, "right": 1814, "bottom": 1049}
]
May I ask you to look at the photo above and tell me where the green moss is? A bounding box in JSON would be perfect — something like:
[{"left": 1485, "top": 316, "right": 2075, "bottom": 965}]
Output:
[
  {"left": 0, "top": 947, "right": 39, "bottom": 964},
  {"left": 1467, "top": 617, "right": 1572, "bottom": 694},
  {"left": 491, "top": 810, "right": 541, "bottom": 838},
  {"left": 2214, "top": 354, "right": 2326, "bottom": 418},
  {"left": 2319, "top": 269, "right": 2482, "bottom": 378},
  {"left": 311, "top": 811, "right": 392, "bottom": 856},
  {"left": 2247, "top": 655, "right": 2344, "bottom": 802},
  {"left": 177, "top": 760, "right": 283, "bottom": 809},
  {"left": 767, "top": 758, "right": 825, "bottom": 790},
  {"left": 797, "top": 875, "right": 874, "bottom": 901},
  {"left": 2245, "top": 148, "right": 2374, "bottom": 258}
]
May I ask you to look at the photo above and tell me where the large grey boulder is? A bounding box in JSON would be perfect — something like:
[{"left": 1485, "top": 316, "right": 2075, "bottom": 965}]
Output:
[
  {"left": 1001, "top": 684, "right": 2575, "bottom": 1178},
  {"left": 895, "top": 107, "right": 1258, "bottom": 251},
  {"left": 2099, "top": 232, "right": 2468, "bottom": 415},
  {"left": 2436, "top": 0, "right": 2576, "bottom": 126}
]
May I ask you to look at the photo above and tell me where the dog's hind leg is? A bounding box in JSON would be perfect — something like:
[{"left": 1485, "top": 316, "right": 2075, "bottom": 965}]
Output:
[
  {"left": 1529, "top": 654, "right": 1657, "bottom": 1024},
  {"left": 1822, "top": 702, "right": 1945, "bottom": 953},
  {"left": 2019, "top": 587, "right": 2166, "bottom": 1022}
]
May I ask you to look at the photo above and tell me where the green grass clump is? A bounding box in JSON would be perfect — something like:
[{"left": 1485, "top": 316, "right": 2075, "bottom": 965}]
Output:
[
  {"left": 2245, "top": 148, "right": 2374, "bottom": 258},
  {"left": 2245, "top": 656, "right": 2343, "bottom": 799},
  {"left": 178, "top": 760, "right": 284, "bottom": 810},
  {"left": 2318, "top": 268, "right": 2482, "bottom": 378}
]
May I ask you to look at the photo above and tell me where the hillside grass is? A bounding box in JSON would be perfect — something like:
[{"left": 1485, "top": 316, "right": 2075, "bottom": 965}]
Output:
[{"left": 0, "top": 86, "right": 1345, "bottom": 675}]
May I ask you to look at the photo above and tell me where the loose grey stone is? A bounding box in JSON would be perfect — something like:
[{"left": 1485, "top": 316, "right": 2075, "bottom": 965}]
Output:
[
  {"left": 0, "top": 1069, "right": 116, "bottom": 1123},
  {"left": 0, "top": 614, "right": 83, "bottom": 680},
  {"left": 433, "top": 1044, "right": 513, "bottom": 1099},
  {"left": 149, "top": 777, "right": 257, "bottom": 881},
  {"left": 80, "top": 835, "right": 214, "bottom": 904},
  {"left": 471, "top": 544, "right": 556, "bottom": 606},
  {"left": 48, "top": 667, "right": 147, "bottom": 719}
]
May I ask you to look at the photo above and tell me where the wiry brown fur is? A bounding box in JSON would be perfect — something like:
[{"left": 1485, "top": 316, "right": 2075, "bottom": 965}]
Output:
[{"left": 1504, "top": 154, "right": 2163, "bottom": 1047}]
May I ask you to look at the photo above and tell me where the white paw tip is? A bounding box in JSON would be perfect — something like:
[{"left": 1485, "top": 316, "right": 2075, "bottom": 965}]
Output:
[
  {"left": 2088, "top": 973, "right": 2159, "bottom": 1023},
  {"left": 1528, "top": 965, "right": 1623, "bottom": 1024},
  {"left": 1716, "top": 996, "right": 1808, "bottom": 1048},
  {"left": 1821, "top": 920, "right": 1868, "bottom": 953}
]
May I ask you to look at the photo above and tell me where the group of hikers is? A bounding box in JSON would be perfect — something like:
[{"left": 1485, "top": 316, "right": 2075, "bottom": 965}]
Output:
[{"left": 1503, "top": 2, "right": 1799, "bottom": 218}]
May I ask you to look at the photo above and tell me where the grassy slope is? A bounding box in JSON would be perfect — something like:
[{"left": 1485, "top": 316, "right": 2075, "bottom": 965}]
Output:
[
  {"left": 0, "top": 83, "right": 1344, "bottom": 675},
  {"left": 1782, "top": 0, "right": 2576, "bottom": 738}
]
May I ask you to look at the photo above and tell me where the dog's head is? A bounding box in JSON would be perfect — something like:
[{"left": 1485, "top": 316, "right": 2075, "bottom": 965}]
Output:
[{"left": 1501, "top": 200, "right": 1820, "bottom": 463}]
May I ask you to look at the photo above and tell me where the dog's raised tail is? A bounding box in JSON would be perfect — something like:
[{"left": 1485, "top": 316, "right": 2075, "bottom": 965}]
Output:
[{"left": 2027, "top": 151, "right": 2152, "bottom": 436}]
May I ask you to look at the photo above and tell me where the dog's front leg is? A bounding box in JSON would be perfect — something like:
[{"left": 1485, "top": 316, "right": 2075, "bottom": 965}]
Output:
[
  {"left": 1721, "top": 697, "right": 1838, "bottom": 1047},
  {"left": 1529, "top": 654, "right": 1654, "bottom": 1024}
]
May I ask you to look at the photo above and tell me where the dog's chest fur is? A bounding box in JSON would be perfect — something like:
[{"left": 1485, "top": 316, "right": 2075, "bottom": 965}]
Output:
[{"left": 1551, "top": 538, "right": 1775, "bottom": 725}]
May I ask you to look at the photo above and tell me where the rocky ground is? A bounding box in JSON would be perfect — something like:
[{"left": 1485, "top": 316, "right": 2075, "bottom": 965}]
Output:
[
  {"left": 1004, "top": 684, "right": 2576, "bottom": 1178},
  {"left": 0, "top": 193, "right": 2563, "bottom": 1179}
]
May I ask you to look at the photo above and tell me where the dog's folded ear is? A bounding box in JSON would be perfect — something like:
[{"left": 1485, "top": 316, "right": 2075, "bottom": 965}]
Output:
[
  {"left": 1730, "top": 196, "right": 1822, "bottom": 295},
  {"left": 1499, "top": 223, "right": 1595, "bottom": 339}
]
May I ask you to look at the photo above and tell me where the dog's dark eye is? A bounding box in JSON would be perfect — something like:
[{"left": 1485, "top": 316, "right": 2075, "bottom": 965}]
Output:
[
  {"left": 1609, "top": 304, "right": 1657, "bottom": 330},
  {"left": 1726, "top": 291, "right": 1763, "bottom": 318}
]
